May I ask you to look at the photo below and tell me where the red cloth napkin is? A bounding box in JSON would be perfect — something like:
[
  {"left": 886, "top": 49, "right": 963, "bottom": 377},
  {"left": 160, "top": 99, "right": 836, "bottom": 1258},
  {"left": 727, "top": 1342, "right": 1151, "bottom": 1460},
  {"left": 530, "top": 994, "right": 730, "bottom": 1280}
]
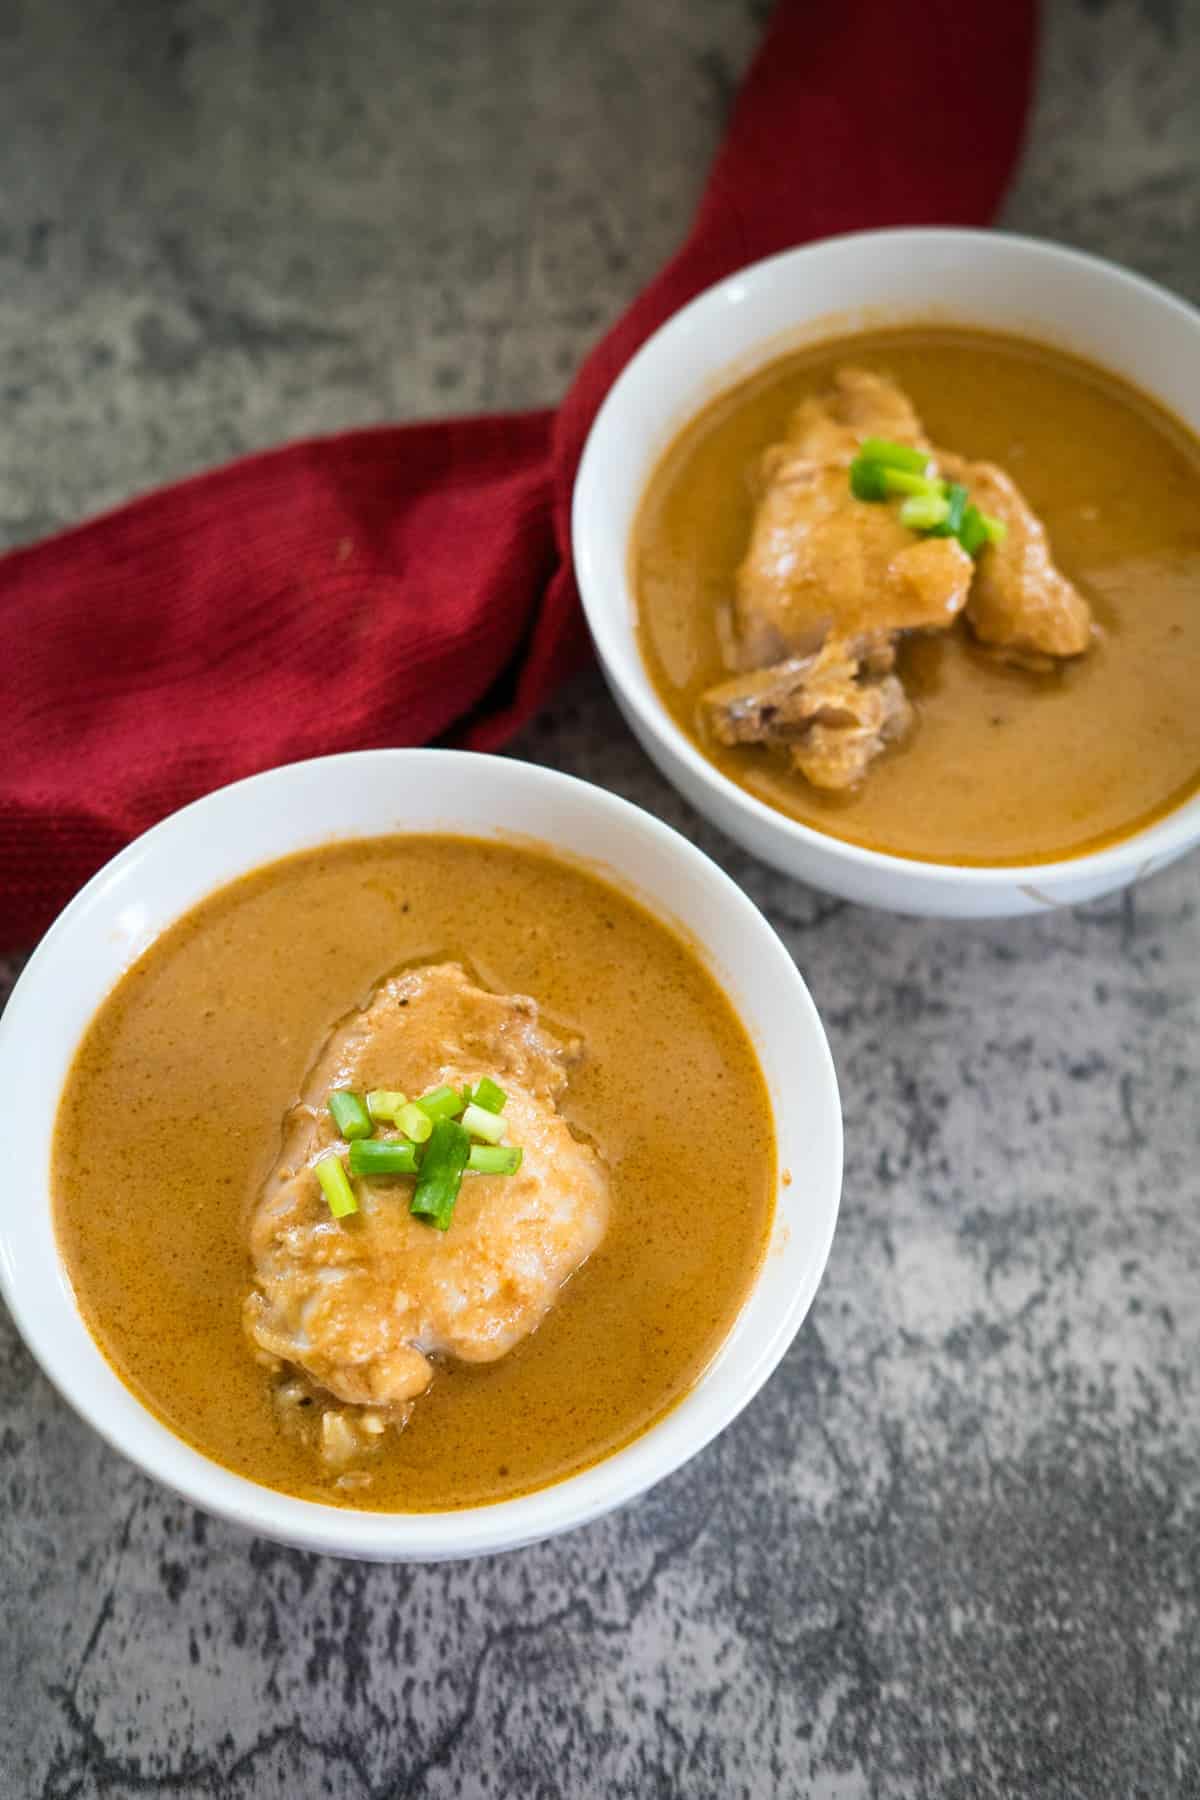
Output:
[{"left": 0, "top": 0, "right": 1037, "bottom": 947}]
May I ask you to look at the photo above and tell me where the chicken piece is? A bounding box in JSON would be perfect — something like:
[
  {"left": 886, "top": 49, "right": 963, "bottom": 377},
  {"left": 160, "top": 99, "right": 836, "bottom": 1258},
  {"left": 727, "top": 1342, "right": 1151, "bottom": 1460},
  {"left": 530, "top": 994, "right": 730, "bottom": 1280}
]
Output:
[
  {"left": 940, "top": 455, "right": 1094, "bottom": 665},
  {"left": 701, "top": 634, "right": 913, "bottom": 791},
  {"left": 733, "top": 462, "right": 975, "bottom": 664},
  {"left": 732, "top": 370, "right": 972, "bottom": 666},
  {"left": 721, "top": 369, "right": 970, "bottom": 786},
  {"left": 720, "top": 364, "right": 1093, "bottom": 794},
  {"left": 244, "top": 964, "right": 610, "bottom": 1425}
]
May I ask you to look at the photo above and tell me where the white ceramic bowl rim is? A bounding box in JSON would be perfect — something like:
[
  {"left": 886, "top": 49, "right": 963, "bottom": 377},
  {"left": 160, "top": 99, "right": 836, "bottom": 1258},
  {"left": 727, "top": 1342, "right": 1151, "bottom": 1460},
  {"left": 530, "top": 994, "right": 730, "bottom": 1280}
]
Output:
[
  {"left": 0, "top": 750, "right": 842, "bottom": 1560},
  {"left": 574, "top": 226, "right": 1200, "bottom": 889}
]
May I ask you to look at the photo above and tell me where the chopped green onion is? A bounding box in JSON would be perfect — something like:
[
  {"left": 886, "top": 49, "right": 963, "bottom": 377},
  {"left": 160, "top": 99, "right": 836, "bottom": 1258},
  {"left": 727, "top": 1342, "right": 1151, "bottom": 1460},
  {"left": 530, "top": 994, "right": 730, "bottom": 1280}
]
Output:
[
  {"left": 470, "top": 1076, "right": 507, "bottom": 1115},
  {"left": 396, "top": 1101, "right": 433, "bottom": 1144},
  {"left": 880, "top": 467, "right": 944, "bottom": 500},
  {"left": 415, "top": 1084, "right": 464, "bottom": 1123},
  {"left": 467, "top": 1144, "right": 523, "bottom": 1176},
  {"left": 921, "top": 481, "right": 970, "bottom": 539},
  {"left": 959, "top": 504, "right": 1006, "bottom": 557},
  {"left": 366, "top": 1089, "right": 407, "bottom": 1124},
  {"left": 315, "top": 1153, "right": 358, "bottom": 1219},
  {"left": 958, "top": 504, "right": 987, "bottom": 556},
  {"left": 899, "top": 493, "right": 951, "bottom": 533},
  {"left": 858, "top": 437, "right": 931, "bottom": 474},
  {"left": 944, "top": 483, "right": 970, "bottom": 537},
  {"left": 461, "top": 1101, "right": 506, "bottom": 1144},
  {"left": 849, "top": 456, "right": 890, "bottom": 502},
  {"left": 328, "top": 1090, "right": 372, "bottom": 1141},
  {"left": 851, "top": 451, "right": 946, "bottom": 505},
  {"left": 410, "top": 1118, "right": 471, "bottom": 1231},
  {"left": 957, "top": 507, "right": 985, "bottom": 554},
  {"left": 349, "top": 1138, "right": 419, "bottom": 1176}
]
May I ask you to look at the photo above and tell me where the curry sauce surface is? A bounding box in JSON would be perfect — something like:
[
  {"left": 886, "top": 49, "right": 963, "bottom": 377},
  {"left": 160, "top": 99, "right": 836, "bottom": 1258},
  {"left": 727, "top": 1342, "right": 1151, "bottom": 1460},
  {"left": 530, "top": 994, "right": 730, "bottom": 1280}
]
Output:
[
  {"left": 53, "top": 838, "right": 775, "bottom": 1510},
  {"left": 635, "top": 328, "right": 1200, "bottom": 865}
]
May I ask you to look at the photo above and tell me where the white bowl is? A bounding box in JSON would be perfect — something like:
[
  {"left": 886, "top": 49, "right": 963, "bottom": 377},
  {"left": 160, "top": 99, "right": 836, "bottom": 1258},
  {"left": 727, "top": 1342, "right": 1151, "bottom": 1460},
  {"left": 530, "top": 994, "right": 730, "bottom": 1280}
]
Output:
[
  {"left": 0, "top": 750, "right": 842, "bottom": 1561},
  {"left": 573, "top": 227, "right": 1200, "bottom": 918}
]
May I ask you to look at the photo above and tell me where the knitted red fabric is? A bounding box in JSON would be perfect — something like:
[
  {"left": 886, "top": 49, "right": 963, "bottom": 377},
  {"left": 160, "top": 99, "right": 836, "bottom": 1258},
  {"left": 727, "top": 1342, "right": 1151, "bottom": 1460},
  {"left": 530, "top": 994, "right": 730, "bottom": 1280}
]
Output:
[{"left": 0, "top": 0, "right": 1037, "bottom": 945}]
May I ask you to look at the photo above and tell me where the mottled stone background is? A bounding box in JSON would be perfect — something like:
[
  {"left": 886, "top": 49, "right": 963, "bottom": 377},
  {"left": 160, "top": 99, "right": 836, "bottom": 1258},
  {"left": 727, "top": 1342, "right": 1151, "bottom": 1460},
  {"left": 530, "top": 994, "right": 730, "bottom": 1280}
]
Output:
[{"left": 3, "top": 1, "right": 1199, "bottom": 1795}]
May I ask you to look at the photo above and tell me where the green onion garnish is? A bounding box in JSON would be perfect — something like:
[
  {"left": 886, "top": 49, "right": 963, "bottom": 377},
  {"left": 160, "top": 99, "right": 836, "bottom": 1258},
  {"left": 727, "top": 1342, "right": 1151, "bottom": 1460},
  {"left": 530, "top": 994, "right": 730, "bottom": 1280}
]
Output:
[
  {"left": 396, "top": 1101, "right": 433, "bottom": 1144},
  {"left": 348, "top": 1138, "right": 419, "bottom": 1176},
  {"left": 880, "top": 467, "right": 943, "bottom": 500},
  {"left": 461, "top": 1101, "right": 506, "bottom": 1145},
  {"left": 899, "top": 493, "right": 951, "bottom": 533},
  {"left": 959, "top": 505, "right": 1007, "bottom": 557},
  {"left": 327, "top": 1090, "right": 372, "bottom": 1141},
  {"left": 415, "top": 1084, "right": 464, "bottom": 1123},
  {"left": 470, "top": 1076, "right": 507, "bottom": 1114},
  {"left": 858, "top": 437, "right": 930, "bottom": 474},
  {"left": 410, "top": 1118, "right": 471, "bottom": 1231},
  {"left": 851, "top": 454, "right": 944, "bottom": 505},
  {"left": 366, "top": 1089, "right": 407, "bottom": 1124},
  {"left": 958, "top": 504, "right": 987, "bottom": 556},
  {"left": 467, "top": 1144, "right": 523, "bottom": 1176},
  {"left": 315, "top": 1153, "right": 358, "bottom": 1218},
  {"left": 851, "top": 448, "right": 1007, "bottom": 558},
  {"left": 849, "top": 457, "right": 890, "bottom": 502},
  {"left": 851, "top": 456, "right": 944, "bottom": 503},
  {"left": 937, "top": 483, "right": 969, "bottom": 538}
]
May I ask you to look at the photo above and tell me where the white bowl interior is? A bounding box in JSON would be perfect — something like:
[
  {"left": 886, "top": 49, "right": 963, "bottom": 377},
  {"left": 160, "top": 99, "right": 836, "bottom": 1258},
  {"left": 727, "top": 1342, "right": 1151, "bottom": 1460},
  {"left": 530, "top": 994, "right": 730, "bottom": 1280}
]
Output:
[
  {"left": 0, "top": 750, "right": 842, "bottom": 1560},
  {"left": 573, "top": 229, "right": 1200, "bottom": 907}
]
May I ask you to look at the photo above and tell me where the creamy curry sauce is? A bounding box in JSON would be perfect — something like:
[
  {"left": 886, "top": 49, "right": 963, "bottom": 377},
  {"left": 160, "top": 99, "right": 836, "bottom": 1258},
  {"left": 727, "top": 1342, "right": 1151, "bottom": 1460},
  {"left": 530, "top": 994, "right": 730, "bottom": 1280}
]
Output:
[
  {"left": 635, "top": 328, "right": 1200, "bottom": 865},
  {"left": 53, "top": 838, "right": 775, "bottom": 1511}
]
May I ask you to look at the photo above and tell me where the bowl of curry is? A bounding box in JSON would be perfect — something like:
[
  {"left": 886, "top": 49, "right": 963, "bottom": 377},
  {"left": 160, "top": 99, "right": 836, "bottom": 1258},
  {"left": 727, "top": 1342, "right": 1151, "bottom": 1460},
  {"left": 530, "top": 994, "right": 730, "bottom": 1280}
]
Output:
[
  {"left": 573, "top": 229, "right": 1200, "bottom": 916},
  {"left": 0, "top": 750, "right": 842, "bottom": 1559}
]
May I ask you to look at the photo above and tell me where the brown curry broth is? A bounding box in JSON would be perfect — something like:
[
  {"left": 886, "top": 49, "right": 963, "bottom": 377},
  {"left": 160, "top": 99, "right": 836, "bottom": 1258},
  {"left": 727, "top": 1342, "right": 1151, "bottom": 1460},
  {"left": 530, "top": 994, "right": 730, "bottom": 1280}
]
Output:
[
  {"left": 634, "top": 328, "right": 1200, "bottom": 865},
  {"left": 53, "top": 837, "right": 775, "bottom": 1511}
]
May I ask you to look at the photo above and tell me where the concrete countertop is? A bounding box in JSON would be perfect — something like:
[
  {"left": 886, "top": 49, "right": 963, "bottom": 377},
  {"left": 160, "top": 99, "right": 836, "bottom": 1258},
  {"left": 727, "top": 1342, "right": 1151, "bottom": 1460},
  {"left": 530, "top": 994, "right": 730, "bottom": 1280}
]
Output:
[{"left": 2, "top": 2, "right": 1198, "bottom": 1794}]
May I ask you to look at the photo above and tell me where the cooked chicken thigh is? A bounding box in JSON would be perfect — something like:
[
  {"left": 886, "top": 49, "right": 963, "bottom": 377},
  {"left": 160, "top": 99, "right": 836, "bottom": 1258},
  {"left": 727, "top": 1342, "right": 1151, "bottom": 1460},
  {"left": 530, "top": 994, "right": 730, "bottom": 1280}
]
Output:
[
  {"left": 719, "top": 370, "right": 969, "bottom": 785},
  {"left": 703, "top": 366, "right": 1094, "bottom": 788},
  {"left": 734, "top": 369, "right": 969, "bottom": 665},
  {"left": 244, "top": 964, "right": 609, "bottom": 1436}
]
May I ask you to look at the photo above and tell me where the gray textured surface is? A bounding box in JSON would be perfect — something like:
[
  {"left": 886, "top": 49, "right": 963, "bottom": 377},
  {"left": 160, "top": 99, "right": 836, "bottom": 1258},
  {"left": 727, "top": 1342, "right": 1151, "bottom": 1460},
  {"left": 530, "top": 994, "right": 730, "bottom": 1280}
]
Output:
[{"left": 3, "top": 1, "right": 1200, "bottom": 1794}]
